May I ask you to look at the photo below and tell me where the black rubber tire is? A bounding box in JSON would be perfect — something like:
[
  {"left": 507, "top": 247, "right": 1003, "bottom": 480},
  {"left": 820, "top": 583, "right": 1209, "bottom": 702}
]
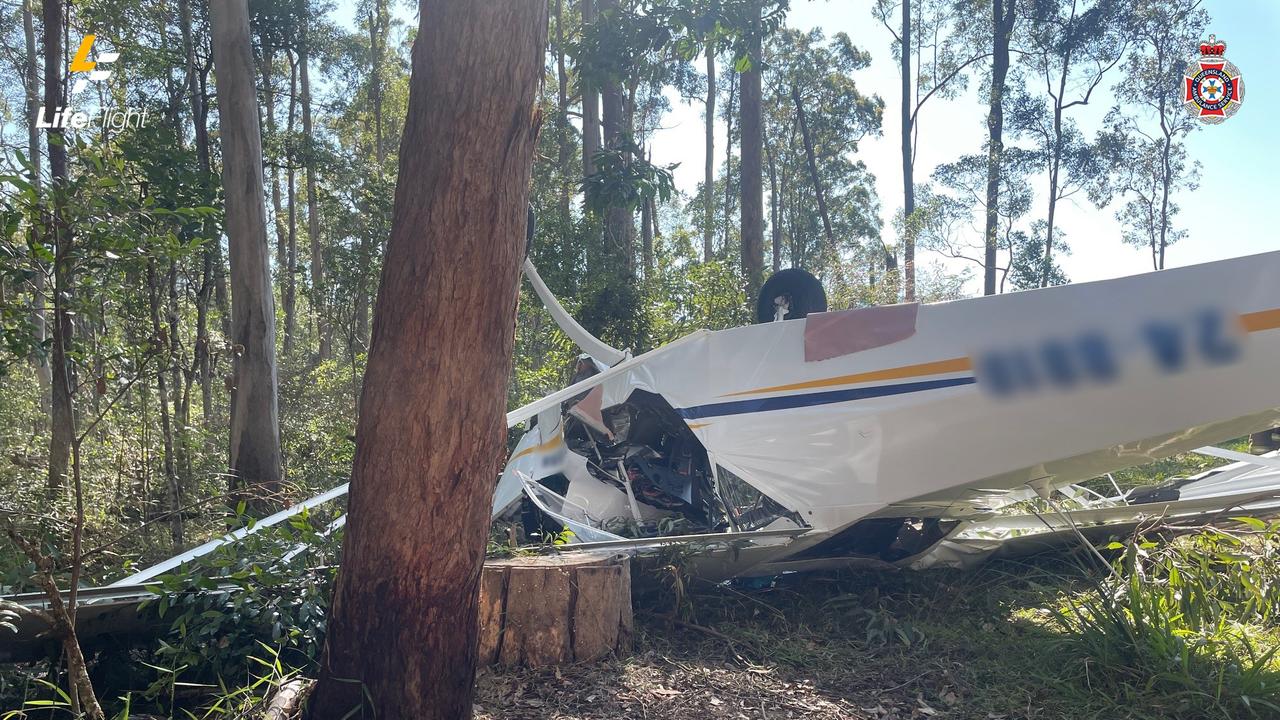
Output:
[{"left": 756, "top": 268, "right": 827, "bottom": 323}]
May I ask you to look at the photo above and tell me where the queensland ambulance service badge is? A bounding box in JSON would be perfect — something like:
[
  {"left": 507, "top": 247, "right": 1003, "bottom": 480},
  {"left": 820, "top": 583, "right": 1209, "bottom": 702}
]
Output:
[{"left": 1183, "top": 35, "right": 1243, "bottom": 124}]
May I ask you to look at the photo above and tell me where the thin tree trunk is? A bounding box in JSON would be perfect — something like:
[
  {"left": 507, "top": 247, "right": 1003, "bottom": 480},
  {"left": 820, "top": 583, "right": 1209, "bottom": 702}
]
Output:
[
  {"left": 1157, "top": 108, "right": 1172, "bottom": 270},
  {"left": 580, "top": 0, "right": 600, "bottom": 179},
  {"left": 43, "top": 0, "right": 73, "bottom": 492},
  {"left": 23, "top": 0, "right": 51, "bottom": 405},
  {"left": 1041, "top": 54, "right": 1070, "bottom": 288},
  {"left": 148, "top": 261, "right": 184, "bottom": 545},
  {"left": 899, "top": 0, "right": 914, "bottom": 299},
  {"left": 739, "top": 3, "right": 765, "bottom": 298},
  {"left": 263, "top": 50, "right": 287, "bottom": 281},
  {"left": 703, "top": 41, "right": 716, "bottom": 262},
  {"left": 284, "top": 51, "right": 299, "bottom": 358},
  {"left": 766, "top": 137, "right": 781, "bottom": 272},
  {"left": 791, "top": 84, "right": 834, "bottom": 257},
  {"left": 353, "top": 4, "right": 388, "bottom": 353},
  {"left": 371, "top": 1, "right": 385, "bottom": 166},
  {"left": 306, "top": 2, "right": 547, "bottom": 717},
  {"left": 983, "top": 0, "right": 1014, "bottom": 295},
  {"left": 600, "top": 0, "right": 633, "bottom": 275},
  {"left": 555, "top": 0, "right": 572, "bottom": 236},
  {"left": 301, "top": 15, "right": 329, "bottom": 361},
  {"left": 211, "top": 0, "right": 284, "bottom": 507},
  {"left": 723, "top": 68, "right": 736, "bottom": 250},
  {"left": 641, "top": 178, "right": 654, "bottom": 276},
  {"left": 181, "top": 0, "right": 216, "bottom": 426}
]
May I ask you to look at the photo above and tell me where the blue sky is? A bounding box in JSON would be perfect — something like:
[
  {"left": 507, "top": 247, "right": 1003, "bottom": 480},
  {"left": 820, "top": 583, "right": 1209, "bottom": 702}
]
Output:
[{"left": 650, "top": 0, "right": 1279, "bottom": 290}]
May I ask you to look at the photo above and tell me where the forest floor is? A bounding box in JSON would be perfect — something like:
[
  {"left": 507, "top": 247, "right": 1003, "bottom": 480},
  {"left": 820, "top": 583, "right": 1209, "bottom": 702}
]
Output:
[
  {"left": 473, "top": 448, "right": 1269, "bottom": 720},
  {"left": 474, "top": 558, "right": 1154, "bottom": 720}
]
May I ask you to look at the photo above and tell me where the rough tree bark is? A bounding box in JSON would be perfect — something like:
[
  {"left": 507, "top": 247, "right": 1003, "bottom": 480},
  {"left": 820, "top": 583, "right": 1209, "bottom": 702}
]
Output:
[
  {"left": 43, "top": 0, "right": 73, "bottom": 492},
  {"left": 703, "top": 41, "right": 716, "bottom": 262},
  {"left": 305, "top": 1, "right": 547, "bottom": 718},
  {"left": 739, "top": 3, "right": 765, "bottom": 298},
  {"left": 983, "top": 0, "right": 1015, "bottom": 296},
  {"left": 210, "top": 0, "right": 284, "bottom": 505}
]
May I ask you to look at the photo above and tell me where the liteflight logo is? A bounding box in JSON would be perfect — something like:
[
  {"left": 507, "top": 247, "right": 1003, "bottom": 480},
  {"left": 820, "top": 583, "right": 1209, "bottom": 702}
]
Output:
[
  {"left": 36, "top": 33, "right": 147, "bottom": 132},
  {"left": 70, "top": 35, "right": 118, "bottom": 94}
]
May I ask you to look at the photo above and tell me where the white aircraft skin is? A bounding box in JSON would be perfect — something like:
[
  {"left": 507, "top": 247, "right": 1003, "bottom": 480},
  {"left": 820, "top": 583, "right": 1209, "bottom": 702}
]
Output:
[{"left": 498, "top": 250, "right": 1280, "bottom": 576}]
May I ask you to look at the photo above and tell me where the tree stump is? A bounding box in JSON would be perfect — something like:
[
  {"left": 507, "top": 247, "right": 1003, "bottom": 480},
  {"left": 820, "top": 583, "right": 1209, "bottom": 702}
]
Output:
[{"left": 478, "top": 550, "right": 633, "bottom": 667}]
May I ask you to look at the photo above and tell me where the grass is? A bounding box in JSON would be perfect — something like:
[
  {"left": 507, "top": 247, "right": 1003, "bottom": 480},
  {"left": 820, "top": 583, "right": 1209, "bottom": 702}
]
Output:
[{"left": 479, "top": 549, "right": 1280, "bottom": 719}]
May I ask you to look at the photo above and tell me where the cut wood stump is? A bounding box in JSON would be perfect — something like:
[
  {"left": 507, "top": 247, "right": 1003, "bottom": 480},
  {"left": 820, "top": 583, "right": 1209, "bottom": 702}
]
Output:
[{"left": 478, "top": 550, "right": 633, "bottom": 667}]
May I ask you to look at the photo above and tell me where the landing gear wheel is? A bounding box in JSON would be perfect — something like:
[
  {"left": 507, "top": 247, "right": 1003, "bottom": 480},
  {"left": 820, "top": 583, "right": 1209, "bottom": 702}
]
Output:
[{"left": 756, "top": 268, "right": 827, "bottom": 323}]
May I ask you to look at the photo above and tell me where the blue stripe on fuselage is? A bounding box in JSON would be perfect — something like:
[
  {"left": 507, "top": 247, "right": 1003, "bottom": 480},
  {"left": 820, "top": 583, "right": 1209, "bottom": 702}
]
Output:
[{"left": 675, "top": 376, "right": 976, "bottom": 420}]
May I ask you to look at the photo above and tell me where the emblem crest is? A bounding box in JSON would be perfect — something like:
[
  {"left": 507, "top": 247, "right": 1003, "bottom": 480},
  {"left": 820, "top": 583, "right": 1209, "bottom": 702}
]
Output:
[{"left": 1183, "top": 35, "right": 1244, "bottom": 124}]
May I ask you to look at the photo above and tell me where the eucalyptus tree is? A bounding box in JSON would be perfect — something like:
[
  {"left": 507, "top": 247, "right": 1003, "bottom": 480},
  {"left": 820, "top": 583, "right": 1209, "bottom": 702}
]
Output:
[
  {"left": 873, "top": 0, "right": 988, "bottom": 301},
  {"left": 924, "top": 145, "right": 1037, "bottom": 292},
  {"left": 305, "top": 2, "right": 547, "bottom": 717},
  {"left": 211, "top": 0, "right": 284, "bottom": 504},
  {"left": 1097, "top": 0, "right": 1207, "bottom": 270},
  {"left": 762, "top": 28, "right": 883, "bottom": 274},
  {"left": 42, "top": 0, "right": 73, "bottom": 491},
  {"left": 1015, "top": 0, "right": 1130, "bottom": 287},
  {"left": 982, "top": 0, "right": 1016, "bottom": 295}
]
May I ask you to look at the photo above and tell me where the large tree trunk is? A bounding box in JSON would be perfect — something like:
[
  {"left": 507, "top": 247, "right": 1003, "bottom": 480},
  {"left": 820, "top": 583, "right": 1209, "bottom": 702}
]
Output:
[
  {"left": 792, "top": 84, "right": 834, "bottom": 258},
  {"left": 300, "top": 16, "right": 329, "bottom": 361},
  {"left": 210, "top": 0, "right": 284, "bottom": 506},
  {"left": 703, "top": 41, "right": 716, "bottom": 262},
  {"left": 305, "top": 3, "right": 547, "bottom": 718},
  {"left": 983, "top": 0, "right": 1014, "bottom": 296},
  {"left": 43, "top": 0, "right": 73, "bottom": 492},
  {"left": 739, "top": 4, "right": 765, "bottom": 298},
  {"left": 899, "top": 0, "right": 914, "bottom": 300}
]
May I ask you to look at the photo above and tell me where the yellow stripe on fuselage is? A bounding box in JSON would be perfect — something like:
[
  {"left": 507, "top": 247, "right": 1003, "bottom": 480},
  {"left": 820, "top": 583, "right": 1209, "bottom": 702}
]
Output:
[
  {"left": 720, "top": 356, "right": 973, "bottom": 398},
  {"left": 1241, "top": 308, "right": 1280, "bottom": 333},
  {"left": 509, "top": 432, "right": 564, "bottom": 462}
]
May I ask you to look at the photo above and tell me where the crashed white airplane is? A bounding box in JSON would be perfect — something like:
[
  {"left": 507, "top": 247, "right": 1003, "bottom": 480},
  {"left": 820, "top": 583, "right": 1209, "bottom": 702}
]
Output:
[
  {"left": 4, "top": 250, "right": 1280, "bottom": 660},
  {"left": 495, "top": 250, "right": 1280, "bottom": 578}
]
